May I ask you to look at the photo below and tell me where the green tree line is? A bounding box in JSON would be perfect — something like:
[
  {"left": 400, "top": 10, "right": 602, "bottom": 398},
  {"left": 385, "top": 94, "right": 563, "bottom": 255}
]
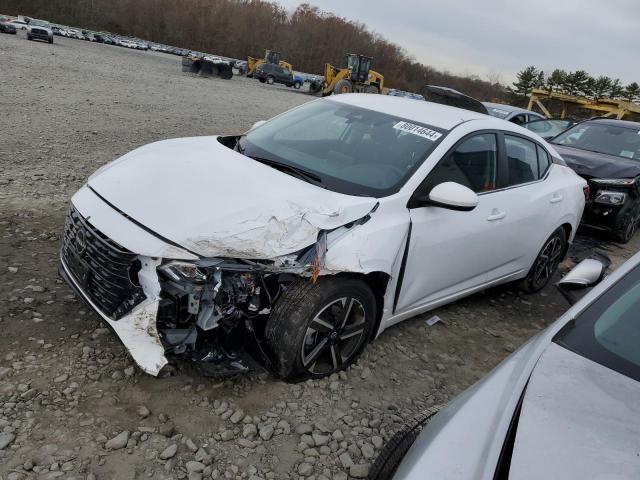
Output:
[
  {"left": 512, "top": 66, "right": 640, "bottom": 103},
  {"left": 1, "top": 0, "right": 508, "bottom": 99}
]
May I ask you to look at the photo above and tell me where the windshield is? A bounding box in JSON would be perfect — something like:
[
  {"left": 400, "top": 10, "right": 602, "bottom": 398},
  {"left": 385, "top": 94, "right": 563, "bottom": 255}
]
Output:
[
  {"left": 552, "top": 122, "right": 640, "bottom": 160},
  {"left": 239, "top": 100, "right": 447, "bottom": 196},
  {"left": 29, "top": 20, "right": 49, "bottom": 27},
  {"left": 556, "top": 262, "right": 640, "bottom": 382},
  {"left": 523, "top": 119, "right": 573, "bottom": 138}
]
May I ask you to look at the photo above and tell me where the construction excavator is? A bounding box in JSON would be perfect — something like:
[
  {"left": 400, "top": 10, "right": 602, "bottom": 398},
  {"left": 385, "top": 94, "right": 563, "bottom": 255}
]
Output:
[
  {"left": 309, "top": 54, "right": 384, "bottom": 96},
  {"left": 246, "top": 50, "right": 293, "bottom": 78}
]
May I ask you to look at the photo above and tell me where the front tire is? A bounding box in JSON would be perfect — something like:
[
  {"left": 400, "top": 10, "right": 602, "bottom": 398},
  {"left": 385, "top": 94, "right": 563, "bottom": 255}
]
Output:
[
  {"left": 266, "top": 75, "right": 275, "bottom": 85},
  {"left": 520, "top": 227, "right": 567, "bottom": 293},
  {"left": 612, "top": 199, "right": 640, "bottom": 243},
  {"left": 265, "top": 277, "right": 376, "bottom": 381},
  {"left": 294, "top": 81, "right": 302, "bottom": 89},
  {"left": 333, "top": 78, "right": 353, "bottom": 95},
  {"left": 368, "top": 407, "right": 441, "bottom": 480}
]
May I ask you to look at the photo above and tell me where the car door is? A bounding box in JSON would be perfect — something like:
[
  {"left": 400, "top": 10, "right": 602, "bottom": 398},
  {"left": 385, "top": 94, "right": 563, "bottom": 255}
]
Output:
[
  {"left": 487, "top": 133, "right": 565, "bottom": 275},
  {"left": 395, "top": 132, "right": 513, "bottom": 313}
]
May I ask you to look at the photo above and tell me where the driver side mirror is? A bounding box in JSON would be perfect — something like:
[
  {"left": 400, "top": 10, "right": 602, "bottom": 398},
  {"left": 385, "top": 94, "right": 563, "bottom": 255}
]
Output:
[
  {"left": 410, "top": 182, "right": 479, "bottom": 211},
  {"left": 249, "top": 120, "right": 266, "bottom": 131},
  {"left": 556, "top": 252, "right": 611, "bottom": 305}
]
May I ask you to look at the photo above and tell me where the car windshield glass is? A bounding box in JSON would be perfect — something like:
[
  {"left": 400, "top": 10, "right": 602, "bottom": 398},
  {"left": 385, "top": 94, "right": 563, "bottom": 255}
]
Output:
[
  {"left": 239, "top": 100, "right": 447, "bottom": 196},
  {"left": 523, "top": 119, "right": 573, "bottom": 138},
  {"left": 555, "top": 262, "right": 640, "bottom": 382},
  {"left": 552, "top": 123, "right": 640, "bottom": 160},
  {"left": 30, "top": 20, "right": 48, "bottom": 26}
]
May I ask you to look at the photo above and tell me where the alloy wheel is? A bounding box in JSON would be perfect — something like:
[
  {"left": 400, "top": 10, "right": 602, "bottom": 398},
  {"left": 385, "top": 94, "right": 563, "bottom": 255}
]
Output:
[
  {"left": 300, "top": 297, "right": 367, "bottom": 375},
  {"left": 532, "top": 235, "right": 563, "bottom": 289}
]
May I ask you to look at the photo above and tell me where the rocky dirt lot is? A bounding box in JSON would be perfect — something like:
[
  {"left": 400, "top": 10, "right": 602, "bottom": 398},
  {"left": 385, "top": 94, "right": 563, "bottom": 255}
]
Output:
[{"left": 1, "top": 34, "right": 638, "bottom": 480}]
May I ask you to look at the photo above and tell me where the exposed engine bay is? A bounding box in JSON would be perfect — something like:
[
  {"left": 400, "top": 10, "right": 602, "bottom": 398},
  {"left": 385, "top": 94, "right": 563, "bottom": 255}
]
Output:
[{"left": 153, "top": 240, "right": 326, "bottom": 376}]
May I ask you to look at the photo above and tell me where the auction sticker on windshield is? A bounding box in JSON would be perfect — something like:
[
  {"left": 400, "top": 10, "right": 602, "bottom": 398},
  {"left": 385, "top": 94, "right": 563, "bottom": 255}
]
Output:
[{"left": 393, "top": 121, "right": 443, "bottom": 141}]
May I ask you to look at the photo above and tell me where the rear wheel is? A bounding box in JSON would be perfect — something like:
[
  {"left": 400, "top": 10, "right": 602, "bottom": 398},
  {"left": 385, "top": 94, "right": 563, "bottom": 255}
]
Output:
[
  {"left": 333, "top": 78, "right": 353, "bottom": 95},
  {"left": 364, "top": 84, "right": 379, "bottom": 94},
  {"left": 258, "top": 77, "right": 266, "bottom": 83},
  {"left": 294, "top": 81, "right": 302, "bottom": 89},
  {"left": 520, "top": 227, "right": 567, "bottom": 293},
  {"left": 266, "top": 75, "right": 275, "bottom": 85},
  {"left": 368, "top": 407, "right": 441, "bottom": 480},
  {"left": 265, "top": 277, "right": 375, "bottom": 381},
  {"left": 612, "top": 200, "right": 640, "bottom": 243}
]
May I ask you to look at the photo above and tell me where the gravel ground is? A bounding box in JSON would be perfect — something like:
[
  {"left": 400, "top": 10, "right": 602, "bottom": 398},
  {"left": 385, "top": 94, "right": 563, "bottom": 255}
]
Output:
[{"left": 1, "top": 34, "right": 639, "bottom": 480}]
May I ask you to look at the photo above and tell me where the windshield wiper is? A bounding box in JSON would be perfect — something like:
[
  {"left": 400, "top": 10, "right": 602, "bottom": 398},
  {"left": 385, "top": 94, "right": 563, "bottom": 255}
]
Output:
[{"left": 249, "top": 156, "right": 323, "bottom": 184}]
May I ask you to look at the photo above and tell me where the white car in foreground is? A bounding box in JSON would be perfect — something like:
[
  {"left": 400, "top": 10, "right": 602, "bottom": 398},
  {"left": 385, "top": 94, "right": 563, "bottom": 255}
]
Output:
[{"left": 59, "top": 95, "right": 586, "bottom": 380}]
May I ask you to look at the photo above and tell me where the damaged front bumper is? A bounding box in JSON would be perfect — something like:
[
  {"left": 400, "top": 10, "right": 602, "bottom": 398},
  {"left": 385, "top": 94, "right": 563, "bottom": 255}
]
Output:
[{"left": 58, "top": 205, "right": 328, "bottom": 377}]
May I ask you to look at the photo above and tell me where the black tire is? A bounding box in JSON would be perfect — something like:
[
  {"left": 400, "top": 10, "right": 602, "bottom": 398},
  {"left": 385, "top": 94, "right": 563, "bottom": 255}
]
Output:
[
  {"left": 27, "top": 35, "right": 32, "bottom": 41},
  {"left": 364, "top": 85, "right": 379, "bottom": 94},
  {"left": 48, "top": 38, "right": 53, "bottom": 44},
  {"left": 258, "top": 77, "right": 266, "bottom": 83},
  {"left": 265, "top": 277, "right": 376, "bottom": 381},
  {"left": 520, "top": 227, "right": 567, "bottom": 293},
  {"left": 612, "top": 200, "right": 640, "bottom": 243},
  {"left": 266, "top": 75, "right": 275, "bottom": 85},
  {"left": 368, "top": 406, "right": 441, "bottom": 480},
  {"left": 333, "top": 78, "right": 353, "bottom": 95},
  {"left": 294, "top": 81, "right": 302, "bottom": 89}
]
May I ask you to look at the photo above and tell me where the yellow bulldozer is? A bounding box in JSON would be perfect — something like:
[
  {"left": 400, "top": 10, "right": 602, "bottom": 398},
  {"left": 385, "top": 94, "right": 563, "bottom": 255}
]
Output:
[
  {"left": 309, "top": 54, "right": 384, "bottom": 96},
  {"left": 246, "top": 50, "right": 293, "bottom": 78}
]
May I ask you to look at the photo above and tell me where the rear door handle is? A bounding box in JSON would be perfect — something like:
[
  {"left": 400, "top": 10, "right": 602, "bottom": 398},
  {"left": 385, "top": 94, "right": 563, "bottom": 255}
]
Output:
[
  {"left": 487, "top": 210, "right": 506, "bottom": 221},
  {"left": 550, "top": 194, "right": 564, "bottom": 204}
]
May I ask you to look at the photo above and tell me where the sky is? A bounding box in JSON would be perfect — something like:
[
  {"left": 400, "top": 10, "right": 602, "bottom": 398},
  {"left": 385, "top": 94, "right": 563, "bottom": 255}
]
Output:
[{"left": 276, "top": 0, "right": 640, "bottom": 85}]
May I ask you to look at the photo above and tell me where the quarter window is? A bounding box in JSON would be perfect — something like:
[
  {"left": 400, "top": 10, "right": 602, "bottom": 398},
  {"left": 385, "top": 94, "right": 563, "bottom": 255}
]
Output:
[
  {"left": 537, "top": 145, "right": 551, "bottom": 176},
  {"left": 427, "top": 133, "right": 498, "bottom": 193},
  {"left": 505, "top": 135, "right": 539, "bottom": 186}
]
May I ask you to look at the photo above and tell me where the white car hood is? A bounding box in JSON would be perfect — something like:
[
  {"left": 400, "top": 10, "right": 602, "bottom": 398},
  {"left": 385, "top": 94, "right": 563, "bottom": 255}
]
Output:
[{"left": 88, "top": 136, "right": 378, "bottom": 259}]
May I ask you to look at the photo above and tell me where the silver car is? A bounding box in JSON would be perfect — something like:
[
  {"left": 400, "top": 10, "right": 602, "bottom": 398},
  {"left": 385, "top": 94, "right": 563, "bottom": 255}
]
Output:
[
  {"left": 483, "top": 102, "right": 545, "bottom": 126},
  {"left": 370, "top": 251, "right": 640, "bottom": 479}
]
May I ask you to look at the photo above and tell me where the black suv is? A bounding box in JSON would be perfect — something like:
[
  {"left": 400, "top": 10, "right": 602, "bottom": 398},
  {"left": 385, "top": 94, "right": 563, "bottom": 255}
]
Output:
[
  {"left": 550, "top": 118, "right": 640, "bottom": 242},
  {"left": 254, "top": 63, "right": 301, "bottom": 88}
]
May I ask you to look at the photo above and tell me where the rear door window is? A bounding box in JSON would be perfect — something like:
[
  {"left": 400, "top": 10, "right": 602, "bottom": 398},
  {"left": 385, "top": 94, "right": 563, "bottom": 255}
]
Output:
[
  {"left": 505, "top": 135, "right": 539, "bottom": 186},
  {"left": 537, "top": 145, "right": 551, "bottom": 176}
]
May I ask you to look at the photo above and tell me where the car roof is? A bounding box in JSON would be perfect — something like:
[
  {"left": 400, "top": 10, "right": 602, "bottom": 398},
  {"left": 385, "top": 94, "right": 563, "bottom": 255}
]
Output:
[
  {"left": 585, "top": 118, "right": 640, "bottom": 129},
  {"left": 482, "top": 102, "right": 531, "bottom": 114},
  {"left": 329, "top": 94, "right": 487, "bottom": 130}
]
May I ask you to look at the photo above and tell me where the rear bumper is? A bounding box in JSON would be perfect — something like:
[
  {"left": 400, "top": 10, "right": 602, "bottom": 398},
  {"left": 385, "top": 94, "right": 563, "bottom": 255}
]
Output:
[{"left": 581, "top": 202, "right": 622, "bottom": 231}]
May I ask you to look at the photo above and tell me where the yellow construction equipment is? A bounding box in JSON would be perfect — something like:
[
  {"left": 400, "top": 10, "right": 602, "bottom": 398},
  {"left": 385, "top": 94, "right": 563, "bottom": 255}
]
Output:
[
  {"left": 309, "top": 53, "right": 384, "bottom": 96},
  {"left": 246, "top": 50, "right": 292, "bottom": 78},
  {"left": 527, "top": 88, "right": 640, "bottom": 120}
]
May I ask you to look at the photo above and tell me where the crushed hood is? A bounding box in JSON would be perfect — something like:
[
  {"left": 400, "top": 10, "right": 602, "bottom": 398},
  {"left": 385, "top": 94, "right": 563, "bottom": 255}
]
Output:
[
  {"left": 88, "top": 136, "right": 378, "bottom": 259},
  {"left": 553, "top": 144, "right": 640, "bottom": 179}
]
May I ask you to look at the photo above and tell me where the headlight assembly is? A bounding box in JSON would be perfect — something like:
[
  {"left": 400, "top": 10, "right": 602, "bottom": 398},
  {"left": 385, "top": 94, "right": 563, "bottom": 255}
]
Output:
[
  {"left": 158, "top": 261, "right": 207, "bottom": 283},
  {"left": 590, "top": 178, "right": 636, "bottom": 186},
  {"left": 594, "top": 190, "right": 627, "bottom": 205}
]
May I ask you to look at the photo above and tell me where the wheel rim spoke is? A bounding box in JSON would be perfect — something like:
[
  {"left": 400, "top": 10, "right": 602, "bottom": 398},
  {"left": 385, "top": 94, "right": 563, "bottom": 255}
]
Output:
[
  {"left": 310, "top": 317, "right": 334, "bottom": 333},
  {"left": 339, "top": 323, "right": 365, "bottom": 341},
  {"left": 302, "top": 337, "right": 329, "bottom": 367},
  {"left": 330, "top": 343, "right": 341, "bottom": 370},
  {"left": 338, "top": 298, "right": 354, "bottom": 328}
]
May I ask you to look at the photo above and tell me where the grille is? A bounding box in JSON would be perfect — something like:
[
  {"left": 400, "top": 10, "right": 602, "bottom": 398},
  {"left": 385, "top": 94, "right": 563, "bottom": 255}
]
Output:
[
  {"left": 31, "top": 28, "right": 47, "bottom": 35},
  {"left": 61, "top": 205, "right": 145, "bottom": 319}
]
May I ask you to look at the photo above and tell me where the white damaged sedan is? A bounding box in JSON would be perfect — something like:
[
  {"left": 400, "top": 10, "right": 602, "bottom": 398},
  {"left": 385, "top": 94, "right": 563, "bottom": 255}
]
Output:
[{"left": 59, "top": 94, "right": 586, "bottom": 380}]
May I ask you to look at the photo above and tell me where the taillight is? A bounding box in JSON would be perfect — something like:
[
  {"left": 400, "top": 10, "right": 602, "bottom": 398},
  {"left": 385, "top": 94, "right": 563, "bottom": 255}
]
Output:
[{"left": 583, "top": 184, "right": 590, "bottom": 200}]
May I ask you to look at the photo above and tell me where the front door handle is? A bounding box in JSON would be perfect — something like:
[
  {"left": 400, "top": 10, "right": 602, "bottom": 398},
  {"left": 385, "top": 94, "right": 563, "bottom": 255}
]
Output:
[
  {"left": 487, "top": 209, "right": 506, "bottom": 221},
  {"left": 550, "top": 194, "right": 564, "bottom": 204}
]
